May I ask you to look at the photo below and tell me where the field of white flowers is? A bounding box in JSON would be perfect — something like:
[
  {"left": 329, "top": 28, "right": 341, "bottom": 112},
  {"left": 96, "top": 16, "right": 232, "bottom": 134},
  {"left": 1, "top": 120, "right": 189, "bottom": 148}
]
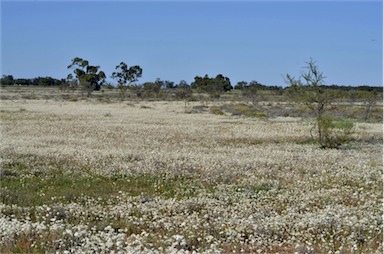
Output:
[{"left": 0, "top": 98, "right": 382, "bottom": 253}]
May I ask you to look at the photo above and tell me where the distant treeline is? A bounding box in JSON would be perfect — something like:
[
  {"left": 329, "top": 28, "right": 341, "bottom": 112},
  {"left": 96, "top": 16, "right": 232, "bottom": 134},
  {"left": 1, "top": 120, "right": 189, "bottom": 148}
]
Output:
[
  {"left": 0, "top": 75, "right": 65, "bottom": 87},
  {"left": 318, "top": 84, "right": 383, "bottom": 93},
  {"left": 1, "top": 74, "right": 382, "bottom": 93}
]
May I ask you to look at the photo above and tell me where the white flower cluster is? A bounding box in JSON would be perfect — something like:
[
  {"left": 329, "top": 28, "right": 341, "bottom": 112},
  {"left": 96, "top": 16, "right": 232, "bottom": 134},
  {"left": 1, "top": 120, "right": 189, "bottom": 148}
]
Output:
[{"left": 0, "top": 100, "right": 382, "bottom": 253}]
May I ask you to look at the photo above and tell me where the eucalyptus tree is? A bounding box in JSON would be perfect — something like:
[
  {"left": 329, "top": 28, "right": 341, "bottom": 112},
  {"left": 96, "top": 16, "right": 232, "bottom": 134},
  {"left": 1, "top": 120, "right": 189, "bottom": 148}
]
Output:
[
  {"left": 191, "top": 74, "right": 232, "bottom": 98},
  {"left": 67, "top": 57, "right": 106, "bottom": 97},
  {"left": 111, "top": 62, "right": 142, "bottom": 98}
]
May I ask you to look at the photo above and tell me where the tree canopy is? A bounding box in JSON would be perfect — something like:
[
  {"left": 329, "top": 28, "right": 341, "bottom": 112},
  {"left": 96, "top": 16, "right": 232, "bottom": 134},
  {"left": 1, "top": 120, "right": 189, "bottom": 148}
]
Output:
[
  {"left": 111, "top": 62, "right": 142, "bottom": 87},
  {"left": 67, "top": 57, "right": 106, "bottom": 96},
  {"left": 111, "top": 62, "right": 142, "bottom": 97},
  {"left": 191, "top": 74, "right": 232, "bottom": 98}
]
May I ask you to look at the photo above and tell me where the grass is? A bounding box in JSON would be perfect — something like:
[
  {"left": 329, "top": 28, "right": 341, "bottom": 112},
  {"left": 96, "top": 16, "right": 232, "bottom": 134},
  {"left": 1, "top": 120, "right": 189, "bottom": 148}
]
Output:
[
  {"left": 1, "top": 150, "right": 229, "bottom": 211},
  {"left": 0, "top": 164, "right": 211, "bottom": 208},
  {"left": 332, "top": 118, "right": 354, "bottom": 130}
]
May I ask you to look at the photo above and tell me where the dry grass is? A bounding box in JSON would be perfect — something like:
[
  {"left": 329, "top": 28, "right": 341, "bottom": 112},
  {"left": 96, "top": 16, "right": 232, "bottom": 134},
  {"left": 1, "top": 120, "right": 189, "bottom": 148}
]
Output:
[{"left": 0, "top": 94, "right": 382, "bottom": 253}]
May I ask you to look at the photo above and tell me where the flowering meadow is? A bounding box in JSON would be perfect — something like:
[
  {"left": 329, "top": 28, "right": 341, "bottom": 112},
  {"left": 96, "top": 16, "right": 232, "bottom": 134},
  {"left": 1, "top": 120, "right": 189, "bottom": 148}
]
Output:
[{"left": 0, "top": 95, "right": 382, "bottom": 253}]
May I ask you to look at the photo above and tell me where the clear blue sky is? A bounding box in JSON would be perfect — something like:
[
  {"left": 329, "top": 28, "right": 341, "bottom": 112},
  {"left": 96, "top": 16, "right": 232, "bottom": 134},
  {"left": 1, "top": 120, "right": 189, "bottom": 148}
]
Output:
[{"left": 1, "top": 0, "right": 382, "bottom": 87}]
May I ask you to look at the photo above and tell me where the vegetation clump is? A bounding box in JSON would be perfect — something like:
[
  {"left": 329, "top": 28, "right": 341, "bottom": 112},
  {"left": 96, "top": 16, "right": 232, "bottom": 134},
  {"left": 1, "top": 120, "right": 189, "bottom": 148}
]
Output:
[
  {"left": 285, "top": 59, "right": 355, "bottom": 148},
  {"left": 67, "top": 57, "right": 106, "bottom": 97},
  {"left": 210, "top": 105, "right": 225, "bottom": 115}
]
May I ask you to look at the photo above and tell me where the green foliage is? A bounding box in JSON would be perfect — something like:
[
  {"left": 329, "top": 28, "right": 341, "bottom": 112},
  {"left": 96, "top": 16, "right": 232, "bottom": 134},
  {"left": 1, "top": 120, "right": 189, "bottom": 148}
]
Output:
[
  {"left": 313, "top": 116, "right": 354, "bottom": 149},
  {"left": 0, "top": 75, "right": 15, "bottom": 86},
  {"left": 153, "top": 79, "right": 175, "bottom": 89},
  {"left": 111, "top": 62, "right": 142, "bottom": 98},
  {"left": 67, "top": 57, "right": 106, "bottom": 97},
  {"left": 256, "top": 112, "right": 268, "bottom": 118},
  {"left": 129, "top": 84, "right": 143, "bottom": 97},
  {"left": 332, "top": 118, "right": 354, "bottom": 130},
  {"left": 173, "top": 80, "right": 192, "bottom": 111},
  {"left": 360, "top": 90, "right": 380, "bottom": 121},
  {"left": 229, "top": 103, "right": 258, "bottom": 117},
  {"left": 191, "top": 74, "right": 232, "bottom": 98},
  {"left": 175, "top": 80, "right": 192, "bottom": 100},
  {"left": 0, "top": 167, "right": 210, "bottom": 207},
  {"left": 34, "top": 76, "right": 61, "bottom": 86},
  {"left": 332, "top": 118, "right": 354, "bottom": 143},
  {"left": 143, "top": 81, "right": 162, "bottom": 98},
  {"left": 210, "top": 105, "right": 224, "bottom": 115},
  {"left": 209, "top": 103, "right": 267, "bottom": 118},
  {"left": 235, "top": 80, "right": 269, "bottom": 105},
  {"left": 1, "top": 75, "right": 64, "bottom": 87}
]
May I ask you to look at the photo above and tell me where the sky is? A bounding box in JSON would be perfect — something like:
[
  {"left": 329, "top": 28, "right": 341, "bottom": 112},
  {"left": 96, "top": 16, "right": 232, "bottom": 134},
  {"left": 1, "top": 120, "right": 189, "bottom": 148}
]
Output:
[{"left": 1, "top": 0, "right": 382, "bottom": 87}]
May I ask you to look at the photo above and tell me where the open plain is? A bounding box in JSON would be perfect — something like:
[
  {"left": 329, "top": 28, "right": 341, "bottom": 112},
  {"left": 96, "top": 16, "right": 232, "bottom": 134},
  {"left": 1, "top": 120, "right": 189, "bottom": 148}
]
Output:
[{"left": 0, "top": 88, "right": 382, "bottom": 253}]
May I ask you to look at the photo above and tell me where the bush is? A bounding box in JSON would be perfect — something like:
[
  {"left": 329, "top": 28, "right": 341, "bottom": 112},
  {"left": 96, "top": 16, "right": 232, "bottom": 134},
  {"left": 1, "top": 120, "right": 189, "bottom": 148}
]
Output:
[
  {"left": 256, "top": 112, "right": 268, "bottom": 118},
  {"left": 313, "top": 116, "right": 354, "bottom": 149},
  {"left": 210, "top": 106, "right": 224, "bottom": 115},
  {"left": 225, "top": 103, "right": 256, "bottom": 117},
  {"left": 332, "top": 118, "right": 354, "bottom": 130},
  {"left": 285, "top": 59, "right": 354, "bottom": 149}
]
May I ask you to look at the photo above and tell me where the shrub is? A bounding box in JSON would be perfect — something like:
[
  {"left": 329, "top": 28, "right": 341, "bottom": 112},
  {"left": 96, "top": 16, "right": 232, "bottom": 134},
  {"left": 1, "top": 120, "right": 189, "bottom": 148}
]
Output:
[
  {"left": 256, "top": 112, "right": 268, "bottom": 118},
  {"left": 285, "top": 59, "right": 353, "bottom": 149},
  {"left": 312, "top": 115, "right": 354, "bottom": 149},
  {"left": 210, "top": 105, "right": 224, "bottom": 115},
  {"left": 224, "top": 103, "right": 258, "bottom": 117}
]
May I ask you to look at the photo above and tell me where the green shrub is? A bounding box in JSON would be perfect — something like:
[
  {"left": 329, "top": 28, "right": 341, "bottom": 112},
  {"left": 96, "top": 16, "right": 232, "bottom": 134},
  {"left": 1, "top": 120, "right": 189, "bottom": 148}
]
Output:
[
  {"left": 332, "top": 118, "right": 354, "bottom": 130},
  {"left": 256, "top": 112, "right": 268, "bottom": 118},
  {"left": 224, "top": 103, "right": 258, "bottom": 117},
  {"left": 314, "top": 116, "right": 354, "bottom": 149},
  {"left": 210, "top": 105, "right": 224, "bottom": 115}
]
